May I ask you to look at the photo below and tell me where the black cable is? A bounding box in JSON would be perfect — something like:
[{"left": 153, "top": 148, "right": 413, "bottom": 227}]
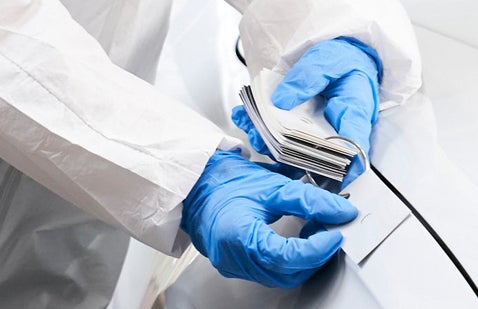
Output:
[
  {"left": 371, "top": 165, "right": 478, "bottom": 298},
  {"left": 235, "top": 36, "right": 247, "bottom": 66}
]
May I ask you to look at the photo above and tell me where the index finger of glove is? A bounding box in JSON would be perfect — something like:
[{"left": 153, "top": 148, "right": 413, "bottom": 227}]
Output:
[
  {"left": 265, "top": 180, "right": 358, "bottom": 225},
  {"left": 323, "top": 70, "right": 379, "bottom": 156}
]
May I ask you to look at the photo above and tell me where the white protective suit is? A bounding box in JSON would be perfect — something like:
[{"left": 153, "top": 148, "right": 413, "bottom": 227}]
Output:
[{"left": 0, "top": 0, "right": 421, "bottom": 307}]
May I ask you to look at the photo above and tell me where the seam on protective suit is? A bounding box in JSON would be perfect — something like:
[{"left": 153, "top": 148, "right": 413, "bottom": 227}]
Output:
[{"left": 0, "top": 43, "right": 190, "bottom": 198}]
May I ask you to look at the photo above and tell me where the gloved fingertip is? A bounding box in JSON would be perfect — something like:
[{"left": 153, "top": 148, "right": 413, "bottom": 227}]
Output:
[
  {"left": 325, "top": 193, "right": 359, "bottom": 223},
  {"left": 341, "top": 175, "right": 355, "bottom": 189},
  {"left": 271, "top": 88, "right": 296, "bottom": 110},
  {"left": 231, "top": 105, "right": 256, "bottom": 133},
  {"left": 341, "top": 154, "right": 367, "bottom": 189},
  {"left": 300, "top": 183, "right": 358, "bottom": 224},
  {"left": 323, "top": 230, "right": 343, "bottom": 244},
  {"left": 248, "top": 128, "right": 268, "bottom": 153},
  {"left": 340, "top": 197, "right": 359, "bottom": 221},
  {"left": 306, "top": 230, "right": 343, "bottom": 264},
  {"left": 231, "top": 105, "right": 246, "bottom": 124}
]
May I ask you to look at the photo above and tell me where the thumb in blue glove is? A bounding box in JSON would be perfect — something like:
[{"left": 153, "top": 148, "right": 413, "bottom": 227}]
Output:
[{"left": 182, "top": 150, "right": 358, "bottom": 288}]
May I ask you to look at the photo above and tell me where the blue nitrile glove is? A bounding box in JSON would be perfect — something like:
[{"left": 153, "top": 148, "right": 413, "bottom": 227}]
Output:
[
  {"left": 181, "top": 150, "right": 358, "bottom": 288},
  {"left": 232, "top": 37, "right": 382, "bottom": 187}
]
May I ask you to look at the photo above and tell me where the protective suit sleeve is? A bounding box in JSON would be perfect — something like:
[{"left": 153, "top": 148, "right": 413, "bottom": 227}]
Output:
[
  {"left": 0, "top": 1, "right": 243, "bottom": 257},
  {"left": 228, "top": 0, "right": 422, "bottom": 108}
]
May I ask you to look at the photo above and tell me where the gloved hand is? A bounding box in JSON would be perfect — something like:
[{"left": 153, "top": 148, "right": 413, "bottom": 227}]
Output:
[
  {"left": 181, "top": 150, "right": 358, "bottom": 288},
  {"left": 232, "top": 37, "right": 382, "bottom": 187}
]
